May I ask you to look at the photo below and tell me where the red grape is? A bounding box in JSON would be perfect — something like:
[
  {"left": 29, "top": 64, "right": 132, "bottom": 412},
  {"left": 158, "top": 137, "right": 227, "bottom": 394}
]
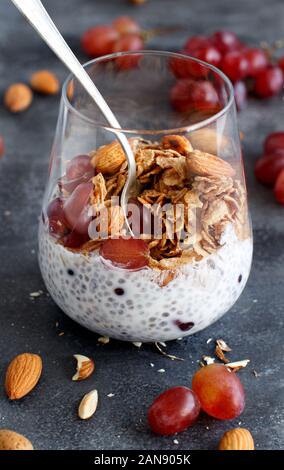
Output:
[
  {"left": 63, "top": 182, "right": 93, "bottom": 234},
  {"left": 274, "top": 169, "right": 284, "bottom": 204},
  {"left": 184, "top": 35, "right": 211, "bottom": 53},
  {"left": 255, "top": 152, "right": 284, "bottom": 185},
  {"left": 112, "top": 16, "right": 140, "bottom": 35},
  {"left": 63, "top": 231, "right": 89, "bottom": 249},
  {"left": 60, "top": 154, "right": 94, "bottom": 193},
  {"left": 171, "top": 79, "right": 219, "bottom": 113},
  {"left": 244, "top": 48, "right": 269, "bottom": 77},
  {"left": 47, "top": 197, "right": 68, "bottom": 237},
  {"left": 112, "top": 34, "right": 144, "bottom": 69},
  {"left": 234, "top": 80, "right": 247, "bottom": 111},
  {"left": 221, "top": 51, "right": 249, "bottom": 82},
  {"left": 264, "top": 132, "right": 284, "bottom": 154},
  {"left": 192, "top": 45, "right": 222, "bottom": 68},
  {"left": 0, "top": 135, "right": 4, "bottom": 157},
  {"left": 212, "top": 31, "right": 241, "bottom": 54},
  {"left": 192, "top": 364, "right": 245, "bottom": 420},
  {"left": 254, "top": 66, "right": 284, "bottom": 98},
  {"left": 66, "top": 154, "right": 93, "bottom": 181},
  {"left": 100, "top": 238, "right": 149, "bottom": 270},
  {"left": 278, "top": 56, "right": 284, "bottom": 74},
  {"left": 147, "top": 386, "right": 200, "bottom": 435},
  {"left": 81, "top": 25, "right": 119, "bottom": 57}
]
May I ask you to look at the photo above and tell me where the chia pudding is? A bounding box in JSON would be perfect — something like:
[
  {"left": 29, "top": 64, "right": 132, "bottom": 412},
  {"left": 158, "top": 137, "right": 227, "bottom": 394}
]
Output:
[{"left": 39, "top": 134, "right": 253, "bottom": 342}]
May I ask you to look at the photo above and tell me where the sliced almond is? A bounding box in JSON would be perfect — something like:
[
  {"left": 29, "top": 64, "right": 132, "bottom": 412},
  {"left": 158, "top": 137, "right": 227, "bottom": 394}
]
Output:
[
  {"left": 5, "top": 353, "right": 42, "bottom": 400},
  {"left": 226, "top": 359, "right": 250, "bottom": 372},
  {"left": 187, "top": 150, "right": 235, "bottom": 178},
  {"left": 78, "top": 389, "right": 98, "bottom": 420},
  {"left": 216, "top": 338, "right": 232, "bottom": 352},
  {"left": 98, "top": 336, "right": 110, "bottom": 344},
  {"left": 215, "top": 344, "right": 230, "bottom": 363},
  {"left": 72, "top": 354, "right": 95, "bottom": 381},
  {"left": 91, "top": 141, "right": 126, "bottom": 175}
]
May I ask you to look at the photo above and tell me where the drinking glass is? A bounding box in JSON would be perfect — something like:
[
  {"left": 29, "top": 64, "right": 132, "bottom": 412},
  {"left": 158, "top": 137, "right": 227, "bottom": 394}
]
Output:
[{"left": 38, "top": 51, "right": 253, "bottom": 342}]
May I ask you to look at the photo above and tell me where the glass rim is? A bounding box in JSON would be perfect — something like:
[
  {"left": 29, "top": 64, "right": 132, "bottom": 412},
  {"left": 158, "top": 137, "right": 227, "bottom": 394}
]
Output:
[{"left": 62, "top": 50, "right": 235, "bottom": 135}]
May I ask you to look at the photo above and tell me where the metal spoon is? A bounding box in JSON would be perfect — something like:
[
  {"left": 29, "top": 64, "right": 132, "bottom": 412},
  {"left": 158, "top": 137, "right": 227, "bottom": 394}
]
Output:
[{"left": 11, "top": 0, "right": 136, "bottom": 233}]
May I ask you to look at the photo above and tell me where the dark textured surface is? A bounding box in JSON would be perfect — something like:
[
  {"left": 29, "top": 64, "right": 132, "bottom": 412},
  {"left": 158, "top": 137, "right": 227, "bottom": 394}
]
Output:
[{"left": 0, "top": 0, "right": 283, "bottom": 451}]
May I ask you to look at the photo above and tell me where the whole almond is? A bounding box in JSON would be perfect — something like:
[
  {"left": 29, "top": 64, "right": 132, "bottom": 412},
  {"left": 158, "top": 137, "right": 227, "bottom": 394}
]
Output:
[
  {"left": 162, "top": 135, "right": 193, "bottom": 155},
  {"left": 4, "top": 83, "right": 33, "bottom": 113},
  {"left": 5, "top": 353, "right": 42, "bottom": 400},
  {"left": 0, "top": 429, "right": 33, "bottom": 450},
  {"left": 72, "top": 354, "right": 95, "bottom": 381},
  {"left": 190, "top": 128, "right": 230, "bottom": 155},
  {"left": 219, "top": 428, "right": 254, "bottom": 450},
  {"left": 30, "top": 70, "right": 59, "bottom": 95},
  {"left": 91, "top": 141, "right": 126, "bottom": 175},
  {"left": 78, "top": 389, "right": 98, "bottom": 420},
  {"left": 187, "top": 149, "right": 235, "bottom": 178}
]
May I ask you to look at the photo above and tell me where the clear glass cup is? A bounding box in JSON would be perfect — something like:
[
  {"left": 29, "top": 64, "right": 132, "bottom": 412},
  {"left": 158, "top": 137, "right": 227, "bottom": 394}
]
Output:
[{"left": 38, "top": 51, "right": 253, "bottom": 342}]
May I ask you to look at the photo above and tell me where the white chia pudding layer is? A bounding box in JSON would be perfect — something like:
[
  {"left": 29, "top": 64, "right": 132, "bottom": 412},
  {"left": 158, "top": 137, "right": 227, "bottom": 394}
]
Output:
[{"left": 38, "top": 223, "right": 253, "bottom": 342}]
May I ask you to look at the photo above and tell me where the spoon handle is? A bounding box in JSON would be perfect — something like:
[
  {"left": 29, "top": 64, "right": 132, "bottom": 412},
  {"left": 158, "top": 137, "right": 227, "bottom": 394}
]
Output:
[
  {"left": 11, "top": 0, "right": 137, "bottom": 229},
  {"left": 11, "top": 0, "right": 121, "bottom": 127}
]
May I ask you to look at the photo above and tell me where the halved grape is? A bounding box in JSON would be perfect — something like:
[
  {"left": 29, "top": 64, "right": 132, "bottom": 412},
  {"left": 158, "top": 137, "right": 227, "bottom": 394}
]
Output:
[{"left": 100, "top": 238, "right": 149, "bottom": 270}]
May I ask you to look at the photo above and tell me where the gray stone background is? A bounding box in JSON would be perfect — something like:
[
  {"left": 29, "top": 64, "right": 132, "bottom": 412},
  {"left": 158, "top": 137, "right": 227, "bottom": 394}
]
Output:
[{"left": 0, "top": 0, "right": 283, "bottom": 450}]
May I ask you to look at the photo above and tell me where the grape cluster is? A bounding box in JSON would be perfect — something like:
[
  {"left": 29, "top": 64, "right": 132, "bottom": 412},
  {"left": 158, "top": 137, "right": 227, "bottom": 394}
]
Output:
[
  {"left": 81, "top": 16, "right": 144, "bottom": 59},
  {"left": 176, "top": 31, "right": 284, "bottom": 109},
  {"left": 255, "top": 132, "right": 284, "bottom": 204}
]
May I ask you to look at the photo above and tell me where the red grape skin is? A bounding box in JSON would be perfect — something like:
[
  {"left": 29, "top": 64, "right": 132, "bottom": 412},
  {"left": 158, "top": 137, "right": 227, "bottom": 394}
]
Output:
[
  {"left": 278, "top": 56, "right": 284, "bottom": 74},
  {"left": 63, "top": 230, "right": 89, "bottom": 249},
  {"left": 192, "top": 364, "right": 245, "bottom": 420},
  {"left": 192, "top": 45, "right": 222, "bottom": 68},
  {"left": 254, "top": 66, "right": 284, "bottom": 98},
  {"left": 255, "top": 152, "right": 284, "bottom": 185},
  {"left": 264, "top": 132, "right": 284, "bottom": 154},
  {"left": 212, "top": 31, "right": 241, "bottom": 54},
  {"left": 0, "top": 135, "right": 4, "bottom": 157},
  {"left": 147, "top": 386, "right": 200, "bottom": 435},
  {"left": 245, "top": 48, "right": 269, "bottom": 77},
  {"left": 47, "top": 197, "right": 68, "bottom": 237},
  {"left": 66, "top": 154, "right": 93, "bottom": 181},
  {"left": 274, "top": 169, "right": 284, "bottom": 204},
  {"left": 81, "top": 25, "right": 119, "bottom": 57},
  {"left": 220, "top": 51, "right": 249, "bottom": 82},
  {"left": 63, "top": 182, "right": 93, "bottom": 234},
  {"left": 100, "top": 238, "right": 149, "bottom": 270},
  {"left": 184, "top": 35, "right": 212, "bottom": 53},
  {"left": 112, "top": 34, "right": 144, "bottom": 69},
  {"left": 170, "top": 79, "right": 219, "bottom": 113},
  {"left": 112, "top": 16, "right": 140, "bottom": 35},
  {"left": 61, "top": 154, "right": 95, "bottom": 193},
  {"left": 234, "top": 81, "right": 247, "bottom": 111}
]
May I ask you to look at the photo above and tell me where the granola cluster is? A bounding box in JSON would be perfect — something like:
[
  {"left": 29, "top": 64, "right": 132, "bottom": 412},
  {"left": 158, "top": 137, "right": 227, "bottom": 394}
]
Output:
[{"left": 87, "top": 134, "right": 248, "bottom": 269}]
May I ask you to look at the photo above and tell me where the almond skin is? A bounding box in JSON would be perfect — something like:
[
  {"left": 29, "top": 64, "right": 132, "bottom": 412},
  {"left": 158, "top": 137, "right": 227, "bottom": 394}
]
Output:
[
  {"left": 4, "top": 83, "right": 33, "bottom": 113},
  {"left": 162, "top": 135, "right": 193, "bottom": 155},
  {"left": 30, "top": 70, "right": 59, "bottom": 95},
  {"left": 5, "top": 353, "right": 42, "bottom": 400},
  {"left": 187, "top": 149, "right": 235, "bottom": 178},
  {"left": 0, "top": 429, "right": 33, "bottom": 450},
  {"left": 219, "top": 428, "right": 254, "bottom": 450},
  {"left": 91, "top": 141, "right": 126, "bottom": 175},
  {"left": 72, "top": 354, "right": 95, "bottom": 381}
]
